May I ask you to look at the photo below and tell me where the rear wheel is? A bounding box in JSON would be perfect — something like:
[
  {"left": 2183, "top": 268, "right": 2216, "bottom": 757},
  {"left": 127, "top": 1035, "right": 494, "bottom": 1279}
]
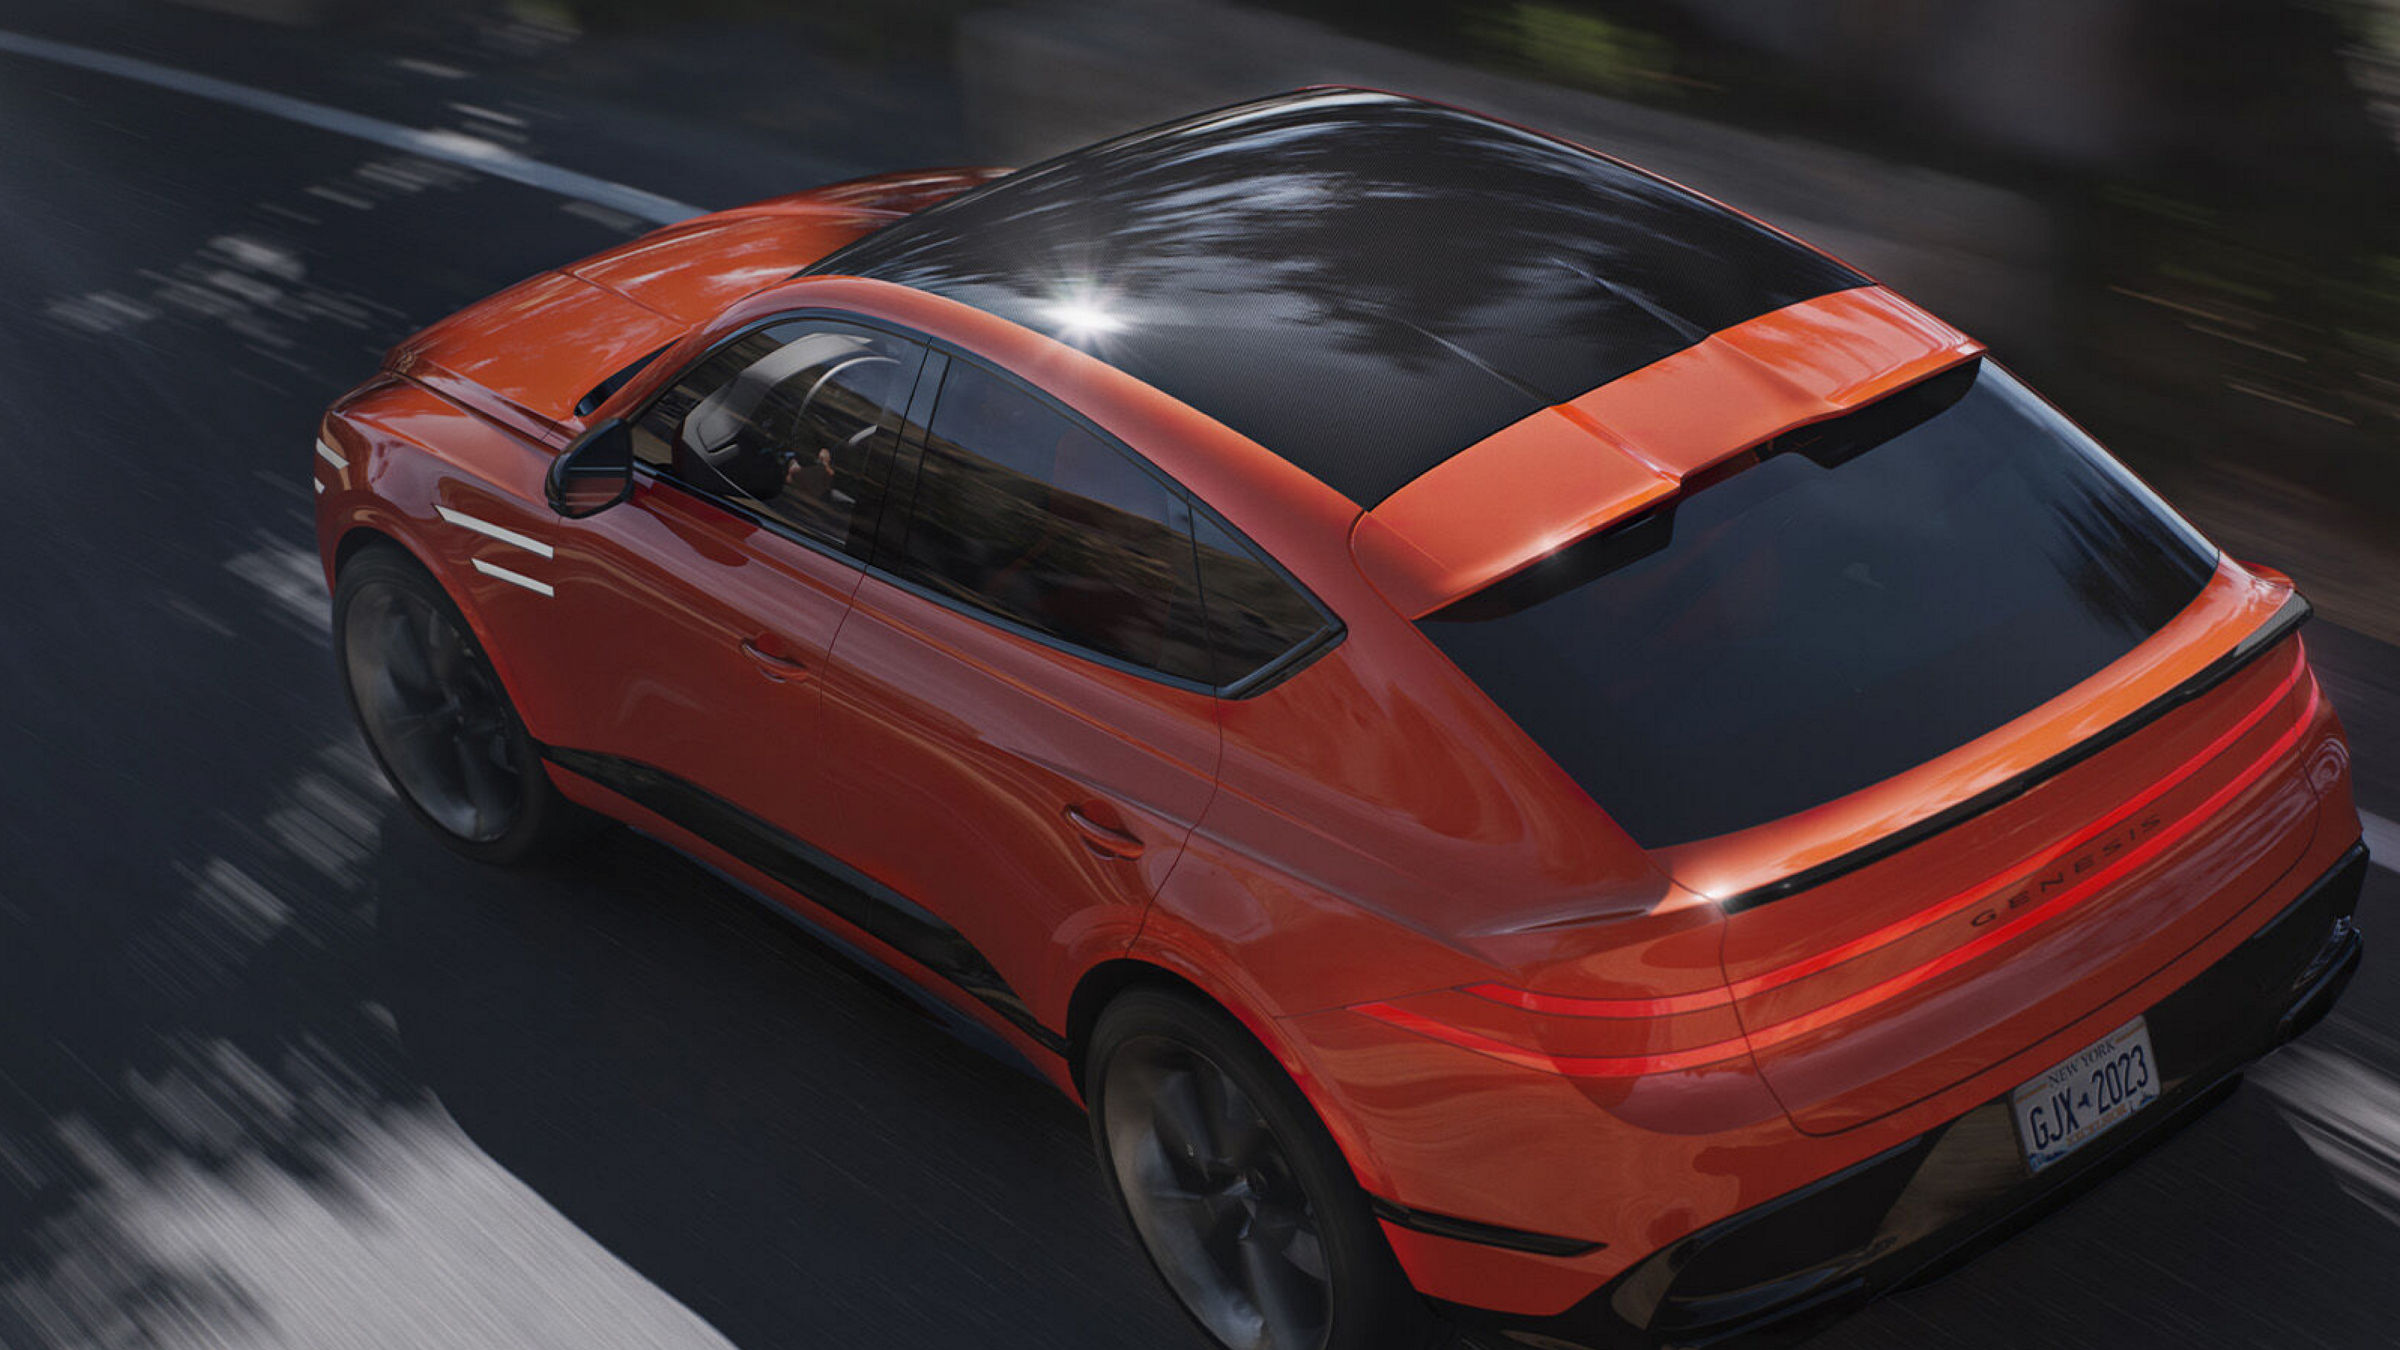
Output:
[
  {"left": 334, "top": 543, "right": 583, "bottom": 865},
  {"left": 1087, "top": 987, "right": 1432, "bottom": 1350}
]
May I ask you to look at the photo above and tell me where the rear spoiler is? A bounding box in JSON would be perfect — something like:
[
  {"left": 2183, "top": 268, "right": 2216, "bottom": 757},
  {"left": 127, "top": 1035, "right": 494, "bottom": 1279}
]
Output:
[
  {"left": 1719, "top": 587, "right": 2314, "bottom": 912},
  {"left": 1355, "top": 286, "right": 1979, "bottom": 620}
]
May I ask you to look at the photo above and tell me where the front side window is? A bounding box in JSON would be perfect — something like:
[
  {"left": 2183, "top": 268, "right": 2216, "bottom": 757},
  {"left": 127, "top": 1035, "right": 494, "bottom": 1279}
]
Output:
[
  {"left": 892, "top": 358, "right": 1212, "bottom": 683},
  {"left": 1422, "top": 359, "right": 2219, "bottom": 848},
  {"left": 631, "top": 320, "right": 925, "bottom": 558}
]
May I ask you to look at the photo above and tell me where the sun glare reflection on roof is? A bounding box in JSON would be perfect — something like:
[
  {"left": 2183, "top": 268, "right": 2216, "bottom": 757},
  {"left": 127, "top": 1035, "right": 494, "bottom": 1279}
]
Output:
[{"left": 1044, "top": 292, "right": 1126, "bottom": 343}]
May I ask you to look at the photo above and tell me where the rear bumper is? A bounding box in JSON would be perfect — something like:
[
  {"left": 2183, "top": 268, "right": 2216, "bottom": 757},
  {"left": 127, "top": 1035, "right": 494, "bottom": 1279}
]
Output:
[{"left": 1442, "top": 841, "right": 2369, "bottom": 1349}]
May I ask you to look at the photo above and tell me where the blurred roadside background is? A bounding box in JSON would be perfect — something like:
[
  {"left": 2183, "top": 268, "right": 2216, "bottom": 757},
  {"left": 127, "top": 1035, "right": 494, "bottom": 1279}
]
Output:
[
  {"left": 187, "top": 0, "right": 2400, "bottom": 637},
  {"left": 3, "top": 3, "right": 2397, "bottom": 1349}
]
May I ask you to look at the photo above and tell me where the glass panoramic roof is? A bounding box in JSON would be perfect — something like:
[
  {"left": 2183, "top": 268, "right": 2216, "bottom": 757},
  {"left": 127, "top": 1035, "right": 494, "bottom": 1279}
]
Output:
[{"left": 812, "top": 90, "right": 1866, "bottom": 507}]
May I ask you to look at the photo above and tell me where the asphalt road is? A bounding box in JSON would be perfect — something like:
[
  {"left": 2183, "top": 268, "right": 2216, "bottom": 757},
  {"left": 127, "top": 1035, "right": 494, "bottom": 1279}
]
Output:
[{"left": 0, "top": 7, "right": 2395, "bottom": 1349}]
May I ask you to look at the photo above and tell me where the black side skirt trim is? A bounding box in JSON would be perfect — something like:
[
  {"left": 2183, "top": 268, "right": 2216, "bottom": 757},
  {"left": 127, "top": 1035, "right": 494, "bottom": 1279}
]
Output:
[
  {"left": 1367, "top": 1195, "right": 1604, "bottom": 1258},
  {"left": 1722, "top": 592, "right": 2313, "bottom": 913},
  {"left": 541, "top": 745, "right": 1069, "bottom": 1055}
]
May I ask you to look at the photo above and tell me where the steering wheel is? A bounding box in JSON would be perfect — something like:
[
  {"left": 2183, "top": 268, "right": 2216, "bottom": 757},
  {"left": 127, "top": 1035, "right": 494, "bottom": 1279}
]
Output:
[
  {"left": 763, "top": 353, "right": 893, "bottom": 495},
  {"left": 792, "top": 356, "right": 895, "bottom": 449},
  {"left": 676, "top": 338, "right": 886, "bottom": 499}
]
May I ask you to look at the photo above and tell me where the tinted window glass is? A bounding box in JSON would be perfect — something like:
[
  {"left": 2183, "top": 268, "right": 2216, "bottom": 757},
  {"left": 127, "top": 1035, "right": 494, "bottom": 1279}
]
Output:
[
  {"left": 815, "top": 90, "right": 1863, "bottom": 505},
  {"left": 1421, "top": 360, "right": 2218, "bottom": 848},
  {"left": 1193, "top": 512, "right": 1329, "bottom": 686},
  {"left": 896, "top": 360, "right": 1211, "bottom": 681},
  {"left": 631, "top": 321, "right": 922, "bottom": 557}
]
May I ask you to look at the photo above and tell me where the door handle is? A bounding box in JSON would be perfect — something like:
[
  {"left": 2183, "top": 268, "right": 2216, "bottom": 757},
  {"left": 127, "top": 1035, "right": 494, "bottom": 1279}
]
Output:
[
  {"left": 738, "top": 635, "right": 809, "bottom": 682},
  {"left": 1063, "top": 803, "right": 1145, "bottom": 860}
]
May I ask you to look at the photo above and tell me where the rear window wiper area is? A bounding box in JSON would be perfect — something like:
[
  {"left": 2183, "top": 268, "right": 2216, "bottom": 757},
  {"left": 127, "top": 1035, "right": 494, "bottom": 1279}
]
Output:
[{"left": 1420, "top": 357, "right": 2221, "bottom": 849}]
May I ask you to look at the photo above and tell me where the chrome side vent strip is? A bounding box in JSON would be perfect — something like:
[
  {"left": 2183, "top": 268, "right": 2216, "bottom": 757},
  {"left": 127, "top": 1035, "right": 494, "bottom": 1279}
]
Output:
[
  {"left": 437, "top": 505, "right": 554, "bottom": 558},
  {"left": 472, "top": 558, "right": 554, "bottom": 597}
]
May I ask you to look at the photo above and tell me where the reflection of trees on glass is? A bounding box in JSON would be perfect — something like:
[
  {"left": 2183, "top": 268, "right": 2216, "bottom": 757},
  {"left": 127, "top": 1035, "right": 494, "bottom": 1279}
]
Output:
[
  {"left": 821, "top": 91, "right": 1861, "bottom": 504},
  {"left": 1192, "top": 513, "right": 1327, "bottom": 686},
  {"left": 632, "top": 321, "right": 922, "bottom": 558},
  {"left": 897, "top": 359, "right": 1213, "bottom": 682}
]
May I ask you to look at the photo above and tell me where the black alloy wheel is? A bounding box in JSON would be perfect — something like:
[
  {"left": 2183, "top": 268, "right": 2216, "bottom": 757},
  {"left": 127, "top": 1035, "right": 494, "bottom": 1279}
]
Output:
[
  {"left": 1088, "top": 988, "right": 1432, "bottom": 1350},
  {"left": 333, "top": 543, "right": 581, "bottom": 864}
]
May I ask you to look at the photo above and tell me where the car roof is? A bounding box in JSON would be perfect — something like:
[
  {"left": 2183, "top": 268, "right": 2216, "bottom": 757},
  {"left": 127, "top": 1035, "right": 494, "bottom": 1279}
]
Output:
[{"left": 806, "top": 88, "right": 1867, "bottom": 508}]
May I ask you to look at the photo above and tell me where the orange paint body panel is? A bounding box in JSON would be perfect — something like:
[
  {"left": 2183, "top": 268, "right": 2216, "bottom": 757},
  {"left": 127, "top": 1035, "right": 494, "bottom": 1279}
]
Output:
[
  {"left": 811, "top": 569, "right": 1224, "bottom": 1036},
  {"left": 566, "top": 205, "right": 897, "bottom": 324},
  {"left": 392, "top": 270, "right": 680, "bottom": 440},
  {"left": 1575, "top": 286, "right": 1981, "bottom": 480}
]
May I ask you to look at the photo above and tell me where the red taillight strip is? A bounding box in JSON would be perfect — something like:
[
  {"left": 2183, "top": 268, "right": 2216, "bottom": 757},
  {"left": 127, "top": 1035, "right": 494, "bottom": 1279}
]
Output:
[
  {"left": 1351, "top": 1000, "right": 1750, "bottom": 1075},
  {"left": 1461, "top": 983, "right": 1732, "bottom": 1018},
  {"left": 1365, "top": 678, "right": 2317, "bottom": 1077},
  {"left": 1740, "top": 681, "right": 2317, "bottom": 1053},
  {"left": 1726, "top": 651, "right": 2308, "bottom": 1001},
  {"left": 1456, "top": 650, "right": 2307, "bottom": 1023}
]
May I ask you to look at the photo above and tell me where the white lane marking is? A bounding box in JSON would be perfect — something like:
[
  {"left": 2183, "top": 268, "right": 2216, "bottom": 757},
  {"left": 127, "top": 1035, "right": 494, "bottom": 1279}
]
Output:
[
  {"left": 2363, "top": 811, "right": 2399, "bottom": 874},
  {"left": 312, "top": 479, "right": 324, "bottom": 495},
  {"left": 472, "top": 557, "right": 553, "bottom": 597},
  {"left": 449, "top": 102, "right": 529, "bottom": 129},
  {"left": 7, "top": 730, "right": 732, "bottom": 1350},
  {"left": 314, "top": 439, "right": 348, "bottom": 471},
  {"left": 391, "top": 56, "right": 467, "bottom": 79},
  {"left": 2251, "top": 1041, "right": 2400, "bottom": 1227},
  {"left": 225, "top": 538, "right": 331, "bottom": 635},
  {"left": 0, "top": 29, "right": 701, "bottom": 225},
  {"left": 436, "top": 505, "right": 554, "bottom": 558}
]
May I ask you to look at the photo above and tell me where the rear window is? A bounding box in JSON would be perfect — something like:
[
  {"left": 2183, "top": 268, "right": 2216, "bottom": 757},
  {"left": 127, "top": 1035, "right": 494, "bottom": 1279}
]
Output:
[{"left": 1421, "top": 359, "right": 2218, "bottom": 848}]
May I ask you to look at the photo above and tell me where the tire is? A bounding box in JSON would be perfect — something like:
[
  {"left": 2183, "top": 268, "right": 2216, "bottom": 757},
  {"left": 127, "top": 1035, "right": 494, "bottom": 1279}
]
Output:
[
  {"left": 1087, "top": 986, "right": 1435, "bottom": 1350},
  {"left": 333, "top": 542, "right": 587, "bottom": 866}
]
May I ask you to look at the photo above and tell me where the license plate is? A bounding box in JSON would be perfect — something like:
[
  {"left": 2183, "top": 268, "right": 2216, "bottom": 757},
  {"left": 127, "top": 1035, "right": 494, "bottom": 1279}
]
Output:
[{"left": 2010, "top": 1017, "right": 2160, "bottom": 1173}]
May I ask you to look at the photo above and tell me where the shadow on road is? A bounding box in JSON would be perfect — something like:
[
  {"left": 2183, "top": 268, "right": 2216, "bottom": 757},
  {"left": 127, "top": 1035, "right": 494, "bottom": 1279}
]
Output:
[
  {"left": 368, "top": 820, "right": 1207, "bottom": 1349},
  {"left": 1815, "top": 1070, "right": 2400, "bottom": 1347}
]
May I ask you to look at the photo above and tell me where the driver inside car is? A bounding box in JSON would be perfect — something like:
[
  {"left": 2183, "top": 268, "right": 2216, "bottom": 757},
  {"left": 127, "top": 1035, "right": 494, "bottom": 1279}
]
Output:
[{"left": 674, "top": 330, "right": 899, "bottom": 536}]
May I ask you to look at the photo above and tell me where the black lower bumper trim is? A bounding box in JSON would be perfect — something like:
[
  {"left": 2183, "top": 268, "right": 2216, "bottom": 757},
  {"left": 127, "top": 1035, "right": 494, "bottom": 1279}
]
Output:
[
  {"left": 541, "top": 744, "right": 1069, "bottom": 1055},
  {"left": 1440, "top": 841, "right": 2370, "bottom": 1350},
  {"left": 1370, "top": 1195, "right": 1604, "bottom": 1258}
]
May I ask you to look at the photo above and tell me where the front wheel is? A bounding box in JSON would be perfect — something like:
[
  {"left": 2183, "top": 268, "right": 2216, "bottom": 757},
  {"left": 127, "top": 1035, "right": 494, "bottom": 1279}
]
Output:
[
  {"left": 333, "top": 543, "right": 584, "bottom": 865},
  {"left": 1087, "top": 987, "right": 1433, "bottom": 1350}
]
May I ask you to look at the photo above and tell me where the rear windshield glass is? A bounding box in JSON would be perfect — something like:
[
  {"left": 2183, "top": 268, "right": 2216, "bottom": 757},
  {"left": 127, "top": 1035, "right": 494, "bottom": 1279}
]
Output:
[{"left": 1421, "top": 359, "right": 2217, "bottom": 848}]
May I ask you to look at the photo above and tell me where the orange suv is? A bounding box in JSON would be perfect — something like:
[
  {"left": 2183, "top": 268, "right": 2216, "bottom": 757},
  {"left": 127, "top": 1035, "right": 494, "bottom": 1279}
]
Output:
[{"left": 316, "top": 90, "right": 2367, "bottom": 1350}]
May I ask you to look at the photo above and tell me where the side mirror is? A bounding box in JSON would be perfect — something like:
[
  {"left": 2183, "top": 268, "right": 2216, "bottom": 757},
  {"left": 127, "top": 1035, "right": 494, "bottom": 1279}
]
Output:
[{"left": 546, "top": 418, "right": 634, "bottom": 518}]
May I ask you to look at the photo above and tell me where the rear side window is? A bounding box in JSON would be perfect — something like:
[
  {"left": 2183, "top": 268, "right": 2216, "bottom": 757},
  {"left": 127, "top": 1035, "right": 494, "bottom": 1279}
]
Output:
[
  {"left": 1422, "top": 359, "right": 2218, "bottom": 848},
  {"left": 1193, "top": 512, "right": 1333, "bottom": 688},
  {"left": 894, "top": 358, "right": 1213, "bottom": 683}
]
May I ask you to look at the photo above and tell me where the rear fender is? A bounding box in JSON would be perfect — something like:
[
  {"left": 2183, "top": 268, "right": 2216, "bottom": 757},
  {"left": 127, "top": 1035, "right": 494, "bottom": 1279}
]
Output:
[{"left": 1124, "top": 907, "right": 1406, "bottom": 1201}]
